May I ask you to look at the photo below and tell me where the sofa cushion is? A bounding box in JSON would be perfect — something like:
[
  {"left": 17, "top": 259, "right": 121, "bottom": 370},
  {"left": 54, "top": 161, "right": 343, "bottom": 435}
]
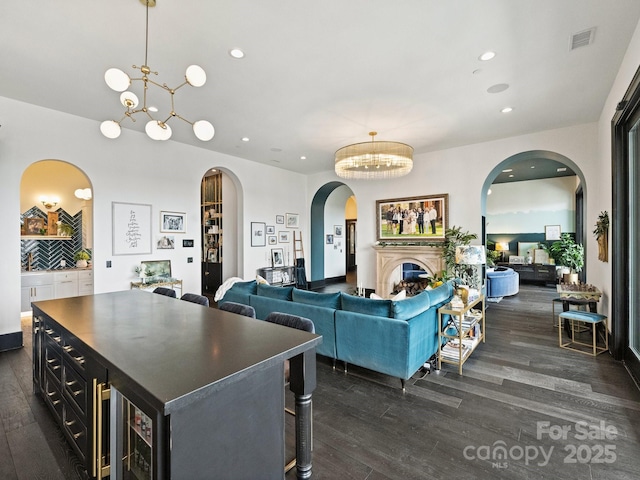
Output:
[
  {"left": 392, "top": 290, "right": 431, "bottom": 320},
  {"left": 426, "top": 282, "right": 454, "bottom": 307},
  {"left": 230, "top": 279, "right": 257, "bottom": 295},
  {"left": 292, "top": 288, "right": 341, "bottom": 309},
  {"left": 257, "top": 283, "right": 293, "bottom": 301},
  {"left": 340, "top": 293, "right": 392, "bottom": 318}
]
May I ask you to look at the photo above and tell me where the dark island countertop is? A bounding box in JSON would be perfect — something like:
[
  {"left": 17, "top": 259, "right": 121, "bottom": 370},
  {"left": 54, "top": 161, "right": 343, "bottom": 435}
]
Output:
[{"left": 33, "top": 289, "right": 321, "bottom": 414}]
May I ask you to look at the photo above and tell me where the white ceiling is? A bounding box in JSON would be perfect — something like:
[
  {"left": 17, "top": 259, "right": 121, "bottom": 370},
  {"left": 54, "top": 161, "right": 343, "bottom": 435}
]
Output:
[{"left": 2, "top": 0, "right": 639, "bottom": 175}]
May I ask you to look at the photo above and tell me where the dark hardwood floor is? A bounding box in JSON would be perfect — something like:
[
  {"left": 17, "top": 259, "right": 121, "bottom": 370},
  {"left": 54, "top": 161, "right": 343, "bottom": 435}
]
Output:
[{"left": 2, "top": 283, "right": 639, "bottom": 479}]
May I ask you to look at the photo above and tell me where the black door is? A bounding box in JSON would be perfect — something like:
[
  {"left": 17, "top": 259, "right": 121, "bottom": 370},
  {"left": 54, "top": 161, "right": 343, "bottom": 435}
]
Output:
[{"left": 346, "top": 220, "right": 357, "bottom": 272}]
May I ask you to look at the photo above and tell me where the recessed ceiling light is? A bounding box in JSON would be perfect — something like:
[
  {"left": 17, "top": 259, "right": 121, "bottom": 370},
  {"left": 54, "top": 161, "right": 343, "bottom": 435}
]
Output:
[
  {"left": 488, "top": 83, "right": 509, "bottom": 94},
  {"left": 557, "top": 167, "right": 567, "bottom": 172},
  {"left": 241, "top": 137, "right": 249, "bottom": 142},
  {"left": 531, "top": 166, "right": 536, "bottom": 169},
  {"left": 479, "top": 51, "right": 496, "bottom": 61},
  {"left": 487, "top": 189, "right": 492, "bottom": 195},
  {"left": 229, "top": 48, "right": 245, "bottom": 59},
  {"left": 508, "top": 174, "right": 514, "bottom": 178},
  {"left": 300, "top": 156, "right": 307, "bottom": 160},
  {"left": 502, "top": 169, "right": 513, "bottom": 173},
  {"left": 148, "top": 106, "right": 158, "bottom": 113},
  {"left": 501, "top": 107, "right": 513, "bottom": 113}
]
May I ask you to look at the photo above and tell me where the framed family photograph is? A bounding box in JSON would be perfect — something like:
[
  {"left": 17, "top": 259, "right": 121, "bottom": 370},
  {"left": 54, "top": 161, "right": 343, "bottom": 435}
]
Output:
[
  {"left": 286, "top": 213, "right": 299, "bottom": 228},
  {"left": 271, "top": 248, "right": 284, "bottom": 267},
  {"left": 376, "top": 194, "right": 449, "bottom": 241},
  {"left": 160, "top": 211, "right": 186, "bottom": 233}
]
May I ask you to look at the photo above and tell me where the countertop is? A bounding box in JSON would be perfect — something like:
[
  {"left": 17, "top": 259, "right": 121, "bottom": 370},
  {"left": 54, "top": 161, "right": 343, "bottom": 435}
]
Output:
[
  {"left": 32, "top": 290, "right": 321, "bottom": 413},
  {"left": 21, "top": 267, "right": 92, "bottom": 274}
]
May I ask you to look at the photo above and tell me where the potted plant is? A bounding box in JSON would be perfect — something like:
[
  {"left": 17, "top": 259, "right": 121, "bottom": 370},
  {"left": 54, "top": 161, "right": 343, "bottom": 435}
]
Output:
[
  {"left": 57, "top": 222, "right": 74, "bottom": 237},
  {"left": 74, "top": 250, "right": 90, "bottom": 268},
  {"left": 548, "top": 233, "right": 584, "bottom": 283}
]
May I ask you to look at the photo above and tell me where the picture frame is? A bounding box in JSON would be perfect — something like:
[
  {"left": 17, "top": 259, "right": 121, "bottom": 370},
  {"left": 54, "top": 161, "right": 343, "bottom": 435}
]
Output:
[
  {"left": 160, "top": 211, "right": 186, "bottom": 233},
  {"left": 326, "top": 234, "right": 334, "bottom": 244},
  {"left": 141, "top": 259, "right": 171, "bottom": 278},
  {"left": 376, "top": 194, "right": 449, "bottom": 241},
  {"left": 268, "top": 235, "right": 277, "bottom": 245},
  {"left": 266, "top": 225, "right": 275, "bottom": 235},
  {"left": 278, "top": 231, "right": 290, "bottom": 243},
  {"left": 156, "top": 235, "right": 175, "bottom": 249},
  {"left": 509, "top": 255, "right": 525, "bottom": 264},
  {"left": 24, "top": 217, "right": 45, "bottom": 235},
  {"left": 182, "top": 239, "right": 194, "bottom": 248},
  {"left": 286, "top": 213, "right": 299, "bottom": 228},
  {"left": 545, "top": 225, "right": 561, "bottom": 241},
  {"left": 271, "top": 248, "right": 284, "bottom": 267},
  {"left": 276, "top": 215, "right": 285, "bottom": 224},
  {"left": 251, "top": 222, "right": 266, "bottom": 247},
  {"left": 518, "top": 242, "right": 539, "bottom": 258},
  {"left": 334, "top": 225, "right": 343, "bottom": 237},
  {"left": 112, "top": 202, "right": 152, "bottom": 255},
  {"left": 534, "top": 248, "right": 550, "bottom": 264}
]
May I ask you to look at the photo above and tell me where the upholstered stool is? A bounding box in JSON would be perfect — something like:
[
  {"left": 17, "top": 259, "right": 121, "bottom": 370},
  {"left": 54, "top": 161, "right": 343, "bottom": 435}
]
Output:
[
  {"left": 558, "top": 310, "right": 608, "bottom": 356},
  {"left": 551, "top": 297, "right": 590, "bottom": 327}
]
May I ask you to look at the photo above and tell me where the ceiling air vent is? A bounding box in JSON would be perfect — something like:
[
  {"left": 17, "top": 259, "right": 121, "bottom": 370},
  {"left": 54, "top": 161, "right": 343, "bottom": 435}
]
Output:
[{"left": 570, "top": 28, "right": 595, "bottom": 51}]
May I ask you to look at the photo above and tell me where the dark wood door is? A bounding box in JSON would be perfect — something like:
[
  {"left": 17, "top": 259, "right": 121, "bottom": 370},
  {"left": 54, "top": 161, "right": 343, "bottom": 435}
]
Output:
[{"left": 346, "top": 220, "right": 357, "bottom": 272}]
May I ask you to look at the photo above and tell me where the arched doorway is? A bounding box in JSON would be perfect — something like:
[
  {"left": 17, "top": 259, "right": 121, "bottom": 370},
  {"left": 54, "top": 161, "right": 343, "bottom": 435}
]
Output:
[
  {"left": 309, "top": 182, "right": 355, "bottom": 289},
  {"left": 481, "top": 150, "right": 587, "bottom": 278}
]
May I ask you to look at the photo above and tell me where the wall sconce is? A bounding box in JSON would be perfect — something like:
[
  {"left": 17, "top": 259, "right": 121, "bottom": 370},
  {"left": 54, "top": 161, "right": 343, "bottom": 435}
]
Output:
[
  {"left": 74, "top": 188, "right": 92, "bottom": 200},
  {"left": 39, "top": 196, "right": 59, "bottom": 210}
]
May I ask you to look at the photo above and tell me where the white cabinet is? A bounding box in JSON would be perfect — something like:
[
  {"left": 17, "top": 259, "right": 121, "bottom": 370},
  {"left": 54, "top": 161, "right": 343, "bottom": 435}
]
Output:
[
  {"left": 78, "top": 270, "right": 94, "bottom": 296},
  {"left": 21, "top": 272, "right": 54, "bottom": 311},
  {"left": 54, "top": 271, "right": 79, "bottom": 299}
]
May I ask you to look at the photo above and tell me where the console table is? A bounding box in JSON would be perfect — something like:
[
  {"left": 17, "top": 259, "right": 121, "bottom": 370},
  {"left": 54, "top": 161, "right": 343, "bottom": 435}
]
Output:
[{"left": 499, "top": 263, "right": 557, "bottom": 285}]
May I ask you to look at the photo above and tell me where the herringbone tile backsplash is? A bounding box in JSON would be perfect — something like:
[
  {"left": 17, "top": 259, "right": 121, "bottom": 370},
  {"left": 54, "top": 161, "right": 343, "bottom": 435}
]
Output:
[{"left": 20, "top": 207, "right": 89, "bottom": 270}]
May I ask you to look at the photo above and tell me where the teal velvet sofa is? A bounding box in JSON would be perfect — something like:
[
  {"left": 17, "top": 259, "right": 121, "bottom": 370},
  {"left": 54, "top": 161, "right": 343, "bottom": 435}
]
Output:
[{"left": 220, "top": 280, "right": 454, "bottom": 388}]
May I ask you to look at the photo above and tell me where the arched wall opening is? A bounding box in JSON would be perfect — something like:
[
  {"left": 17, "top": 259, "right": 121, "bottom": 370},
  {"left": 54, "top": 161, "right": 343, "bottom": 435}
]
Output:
[
  {"left": 480, "top": 149, "right": 587, "bottom": 276},
  {"left": 310, "top": 181, "right": 355, "bottom": 287}
]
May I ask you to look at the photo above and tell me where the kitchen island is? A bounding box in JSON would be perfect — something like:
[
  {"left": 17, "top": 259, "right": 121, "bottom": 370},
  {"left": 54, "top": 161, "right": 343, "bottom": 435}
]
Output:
[{"left": 32, "top": 290, "right": 320, "bottom": 479}]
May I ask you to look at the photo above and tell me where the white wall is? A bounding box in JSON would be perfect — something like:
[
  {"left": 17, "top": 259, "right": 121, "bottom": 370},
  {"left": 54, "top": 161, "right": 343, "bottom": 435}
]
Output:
[
  {"left": 0, "top": 96, "right": 307, "bottom": 339},
  {"left": 486, "top": 177, "right": 576, "bottom": 234},
  {"left": 594, "top": 17, "right": 640, "bottom": 321}
]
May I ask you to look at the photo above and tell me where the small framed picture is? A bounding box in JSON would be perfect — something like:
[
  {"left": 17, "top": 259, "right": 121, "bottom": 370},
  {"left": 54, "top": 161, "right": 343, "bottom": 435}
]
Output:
[
  {"left": 24, "top": 217, "right": 45, "bottom": 235},
  {"left": 334, "top": 225, "right": 343, "bottom": 237},
  {"left": 545, "top": 225, "right": 561, "bottom": 241},
  {"left": 268, "top": 235, "right": 277, "bottom": 245},
  {"left": 157, "top": 235, "right": 175, "bottom": 249},
  {"left": 251, "top": 222, "right": 266, "bottom": 247},
  {"left": 271, "top": 248, "right": 284, "bottom": 267},
  {"left": 279, "top": 231, "right": 290, "bottom": 243},
  {"left": 160, "top": 211, "right": 186, "bottom": 233},
  {"left": 266, "top": 225, "right": 275, "bottom": 235},
  {"left": 276, "top": 215, "right": 285, "bottom": 224},
  {"left": 509, "top": 255, "right": 525, "bottom": 264},
  {"left": 326, "top": 234, "right": 334, "bottom": 244},
  {"left": 286, "top": 213, "right": 299, "bottom": 228}
]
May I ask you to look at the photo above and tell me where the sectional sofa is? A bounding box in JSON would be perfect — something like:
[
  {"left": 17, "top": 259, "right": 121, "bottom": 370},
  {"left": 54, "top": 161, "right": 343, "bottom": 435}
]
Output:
[{"left": 219, "top": 280, "right": 454, "bottom": 389}]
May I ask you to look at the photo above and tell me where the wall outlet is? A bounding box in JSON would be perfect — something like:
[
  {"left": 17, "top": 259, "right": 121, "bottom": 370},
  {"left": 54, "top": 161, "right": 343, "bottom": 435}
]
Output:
[
  {"left": 106, "top": 260, "right": 112, "bottom": 268},
  {"left": 60, "top": 259, "right": 66, "bottom": 267},
  {"left": 187, "top": 257, "right": 193, "bottom": 263}
]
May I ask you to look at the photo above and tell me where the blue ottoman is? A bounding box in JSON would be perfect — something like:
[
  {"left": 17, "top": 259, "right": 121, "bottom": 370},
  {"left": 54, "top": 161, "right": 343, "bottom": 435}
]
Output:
[{"left": 486, "top": 267, "right": 519, "bottom": 298}]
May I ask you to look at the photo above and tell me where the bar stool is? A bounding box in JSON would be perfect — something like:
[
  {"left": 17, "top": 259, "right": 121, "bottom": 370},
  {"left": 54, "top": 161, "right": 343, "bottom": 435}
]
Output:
[{"left": 558, "top": 310, "right": 608, "bottom": 356}]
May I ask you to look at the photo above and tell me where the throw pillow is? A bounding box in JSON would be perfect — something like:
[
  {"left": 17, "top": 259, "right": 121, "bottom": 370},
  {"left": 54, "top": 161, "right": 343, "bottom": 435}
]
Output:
[
  {"left": 256, "top": 274, "right": 269, "bottom": 285},
  {"left": 392, "top": 290, "right": 431, "bottom": 320}
]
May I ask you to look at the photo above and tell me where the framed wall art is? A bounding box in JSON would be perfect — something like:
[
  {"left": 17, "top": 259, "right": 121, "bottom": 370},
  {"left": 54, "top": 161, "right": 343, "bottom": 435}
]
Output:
[
  {"left": 334, "top": 225, "right": 343, "bottom": 237},
  {"left": 160, "top": 211, "right": 186, "bottom": 233},
  {"left": 276, "top": 215, "right": 285, "bottom": 224},
  {"left": 266, "top": 225, "right": 275, "bottom": 235},
  {"left": 376, "top": 194, "right": 448, "bottom": 241},
  {"left": 286, "top": 213, "right": 299, "bottom": 228},
  {"left": 271, "top": 248, "right": 284, "bottom": 267},
  {"left": 545, "top": 225, "right": 561, "bottom": 241},
  {"left": 268, "top": 235, "right": 277, "bottom": 245},
  {"left": 24, "top": 217, "right": 45, "bottom": 235},
  {"left": 112, "top": 202, "right": 152, "bottom": 255},
  {"left": 278, "top": 231, "right": 290, "bottom": 243},
  {"left": 251, "top": 222, "right": 266, "bottom": 247}
]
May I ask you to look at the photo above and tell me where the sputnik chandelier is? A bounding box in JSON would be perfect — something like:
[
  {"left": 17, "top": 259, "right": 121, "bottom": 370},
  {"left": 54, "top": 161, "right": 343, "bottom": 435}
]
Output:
[
  {"left": 334, "top": 132, "right": 413, "bottom": 180},
  {"left": 100, "top": 0, "right": 214, "bottom": 142}
]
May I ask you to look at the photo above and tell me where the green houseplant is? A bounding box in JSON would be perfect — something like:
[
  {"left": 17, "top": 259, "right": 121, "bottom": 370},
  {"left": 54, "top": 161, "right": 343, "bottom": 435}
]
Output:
[
  {"left": 443, "top": 226, "right": 478, "bottom": 284},
  {"left": 548, "top": 233, "right": 584, "bottom": 283},
  {"left": 74, "top": 250, "right": 90, "bottom": 268}
]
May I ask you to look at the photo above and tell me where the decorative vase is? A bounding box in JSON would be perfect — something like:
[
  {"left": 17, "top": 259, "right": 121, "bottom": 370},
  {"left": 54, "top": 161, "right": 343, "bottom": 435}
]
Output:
[
  {"left": 562, "top": 272, "right": 579, "bottom": 284},
  {"left": 76, "top": 259, "right": 88, "bottom": 268}
]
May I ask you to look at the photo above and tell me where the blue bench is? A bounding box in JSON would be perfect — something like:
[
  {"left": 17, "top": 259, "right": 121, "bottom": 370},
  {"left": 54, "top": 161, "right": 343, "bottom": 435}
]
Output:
[{"left": 558, "top": 310, "right": 608, "bottom": 356}]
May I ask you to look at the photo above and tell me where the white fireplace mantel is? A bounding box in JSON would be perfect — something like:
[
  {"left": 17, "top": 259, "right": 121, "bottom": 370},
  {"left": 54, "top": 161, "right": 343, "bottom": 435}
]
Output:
[{"left": 373, "top": 244, "right": 445, "bottom": 298}]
